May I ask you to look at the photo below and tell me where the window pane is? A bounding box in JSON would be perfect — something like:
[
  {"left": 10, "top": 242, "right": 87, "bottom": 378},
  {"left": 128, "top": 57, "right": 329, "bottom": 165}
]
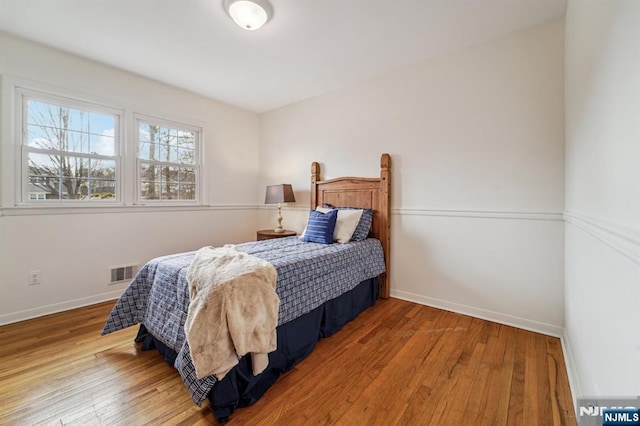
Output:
[
  {"left": 64, "top": 108, "right": 89, "bottom": 132},
  {"left": 61, "top": 178, "right": 86, "bottom": 199},
  {"left": 89, "top": 112, "right": 115, "bottom": 136},
  {"left": 179, "top": 184, "right": 196, "bottom": 200},
  {"left": 177, "top": 131, "right": 195, "bottom": 148},
  {"left": 162, "top": 166, "right": 179, "bottom": 183},
  {"left": 140, "top": 163, "right": 160, "bottom": 182},
  {"left": 158, "top": 127, "right": 175, "bottom": 144},
  {"left": 89, "top": 180, "right": 116, "bottom": 199},
  {"left": 140, "top": 182, "right": 160, "bottom": 200},
  {"left": 178, "top": 148, "right": 195, "bottom": 164},
  {"left": 169, "top": 145, "right": 179, "bottom": 162},
  {"left": 26, "top": 98, "right": 116, "bottom": 155},
  {"left": 157, "top": 143, "right": 178, "bottom": 162},
  {"left": 161, "top": 183, "right": 178, "bottom": 200},
  {"left": 90, "top": 133, "right": 115, "bottom": 155},
  {"left": 71, "top": 157, "right": 89, "bottom": 178},
  {"left": 27, "top": 124, "right": 59, "bottom": 150},
  {"left": 59, "top": 156, "right": 88, "bottom": 180},
  {"left": 180, "top": 167, "right": 196, "bottom": 183},
  {"left": 28, "top": 152, "right": 60, "bottom": 178},
  {"left": 138, "top": 142, "right": 151, "bottom": 160},
  {"left": 138, "top": 142, "right": 149, "bottom": 160},
  {"left": 29, "top": 176, "right": 60, "bottom": 200},
  {"left": 65, "top": 130, "right": 90, "bottom": 153},
  {"left": 23, "top": 94, "right": 119, "bottom": 203},
  {"left": 137, "top": 119, "right": 199, "bottom": 202},
  {"left": 157, "top": 141, "right": 169, "bottom": 161},
  {"left": 90, "top": 159, "right": 116, "bottom": 179},
  {"left": 27, "top": 154, "right": 119, "bottom": 200},
  {"left": 27, "top": 100, "right": 71, "bottom": 130},
  {"left": 139, "top": 122, "right": 152, "bottom": 142},
  {"left": 26, "top": 100, "right": 51, "bottom": 126}
]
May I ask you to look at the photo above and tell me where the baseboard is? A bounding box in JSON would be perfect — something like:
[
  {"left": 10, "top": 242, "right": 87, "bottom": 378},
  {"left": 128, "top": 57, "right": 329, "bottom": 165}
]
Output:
[
  {"left": 390, "top": 289, "right": 564, "bottom": 337},
  {"left": 561, "top": 331, "right": 581, "bottom": 414},
  {"left": 0, "top": 290, "right": 122, "bottom": 326}
]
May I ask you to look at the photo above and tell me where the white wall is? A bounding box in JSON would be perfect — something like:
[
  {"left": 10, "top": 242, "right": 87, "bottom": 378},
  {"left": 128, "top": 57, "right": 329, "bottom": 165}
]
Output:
[
  {"left": 0, "top": 33, "right": 260, "bottom": 324},
  {"left": 564, "top": 0, "right": 640, "bottom": 398},
  {"left": 259, "top": 20, "right": 566, "bottom": 335}
]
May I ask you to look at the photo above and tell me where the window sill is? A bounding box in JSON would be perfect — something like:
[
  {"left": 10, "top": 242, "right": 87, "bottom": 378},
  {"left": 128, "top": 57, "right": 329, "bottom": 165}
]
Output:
[{"left": 0, "top": 204, "right": 257, "bottom": 217}]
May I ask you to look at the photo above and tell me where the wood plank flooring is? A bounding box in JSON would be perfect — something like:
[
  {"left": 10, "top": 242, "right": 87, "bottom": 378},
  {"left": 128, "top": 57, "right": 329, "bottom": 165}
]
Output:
[{"left": 0, "top": 298, "right": 576, "bottom": 425}]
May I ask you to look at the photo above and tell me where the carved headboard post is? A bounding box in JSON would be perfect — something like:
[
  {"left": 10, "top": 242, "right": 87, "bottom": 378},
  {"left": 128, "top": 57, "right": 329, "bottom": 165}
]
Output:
[
  {"left": 379, "top": 153, "right": 391, "bottom": 299},
  {"left": 310, "top": 161, "right": 320, "bottom": 210}
]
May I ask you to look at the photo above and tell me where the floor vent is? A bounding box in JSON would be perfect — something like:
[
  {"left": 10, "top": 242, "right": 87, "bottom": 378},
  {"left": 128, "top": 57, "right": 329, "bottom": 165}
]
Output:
[{"left": 109, "top": 264, "right": 137, "bottom": 285}]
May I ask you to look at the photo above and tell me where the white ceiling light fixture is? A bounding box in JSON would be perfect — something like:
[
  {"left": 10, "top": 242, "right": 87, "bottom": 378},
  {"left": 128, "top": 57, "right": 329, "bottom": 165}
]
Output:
[{"left": 223, "top": 0, "right": 273, "bottom": 31}]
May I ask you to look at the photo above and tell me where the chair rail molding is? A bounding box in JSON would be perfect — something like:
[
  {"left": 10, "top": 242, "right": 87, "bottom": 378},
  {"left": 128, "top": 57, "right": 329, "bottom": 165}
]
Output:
[
  {"left": 564, "top": 211, "right": 640, "bottom": 266},
  {"left": 392, "top": 208, "right": 563, "bottom": 221}
]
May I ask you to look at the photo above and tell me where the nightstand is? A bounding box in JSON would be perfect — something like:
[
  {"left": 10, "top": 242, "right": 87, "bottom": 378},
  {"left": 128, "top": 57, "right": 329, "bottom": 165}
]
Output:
[{"left": 257, "top": 229, "right": 297, "bottom": 241}]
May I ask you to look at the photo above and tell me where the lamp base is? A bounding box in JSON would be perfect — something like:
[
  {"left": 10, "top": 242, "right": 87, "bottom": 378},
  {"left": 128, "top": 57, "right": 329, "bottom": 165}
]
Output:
[{"left": 274, "top": 203, "right": 284, "bottom": 233}]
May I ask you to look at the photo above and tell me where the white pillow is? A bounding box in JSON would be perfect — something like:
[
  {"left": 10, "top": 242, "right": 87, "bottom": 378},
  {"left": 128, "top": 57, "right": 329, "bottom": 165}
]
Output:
[{"left": 315, "top": 207, "right": 363, "bottom": 243}]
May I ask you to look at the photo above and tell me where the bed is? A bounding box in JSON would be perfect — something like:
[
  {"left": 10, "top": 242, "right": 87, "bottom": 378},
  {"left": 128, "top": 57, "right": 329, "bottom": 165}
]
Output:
[{"left": 102, "top": 153, "right": 391, "bottom": 422}]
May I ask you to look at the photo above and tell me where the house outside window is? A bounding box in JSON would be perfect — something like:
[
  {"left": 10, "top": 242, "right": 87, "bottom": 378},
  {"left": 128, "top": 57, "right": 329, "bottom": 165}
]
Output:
[
  {"left": 20, "top": 92, "right": 120, "bottom": 203},
  {"left": 9, "top": 82, "right": 205, "bottom": 209}
]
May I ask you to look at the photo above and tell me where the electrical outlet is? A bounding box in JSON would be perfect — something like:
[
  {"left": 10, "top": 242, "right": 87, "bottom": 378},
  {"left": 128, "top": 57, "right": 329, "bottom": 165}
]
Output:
[{"left": 28, "top": 270, "right": 41, "bottom": 286}]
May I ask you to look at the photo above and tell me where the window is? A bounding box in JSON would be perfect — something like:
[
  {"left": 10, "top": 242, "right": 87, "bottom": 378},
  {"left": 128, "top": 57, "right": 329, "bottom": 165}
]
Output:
[
  {"left": 21, "top": 92, "right": 120, "bottom": 203},
  {"left": 137, "top": 117, "right": 200, "bottom": 203},
  {"left": 8, "top": 81, "right": 205, "bottom": 209}
]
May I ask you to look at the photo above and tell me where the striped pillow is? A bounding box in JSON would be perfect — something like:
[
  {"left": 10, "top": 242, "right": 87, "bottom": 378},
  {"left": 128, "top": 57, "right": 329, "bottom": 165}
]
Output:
[
  {"left": 323, "top": 204, "right": 373, "bottom": 241},
  {"left": 301, "top": 209, "right": 338, "bottom": 244}
]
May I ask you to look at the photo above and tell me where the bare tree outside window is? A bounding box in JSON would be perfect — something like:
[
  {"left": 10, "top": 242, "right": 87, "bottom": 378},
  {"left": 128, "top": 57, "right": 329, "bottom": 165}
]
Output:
[
  {"left": 138, "top": 119, "right": 198, "bottom": 201},
  {"left": 25, "top": 99, "right": 117, "bottom": 201}
]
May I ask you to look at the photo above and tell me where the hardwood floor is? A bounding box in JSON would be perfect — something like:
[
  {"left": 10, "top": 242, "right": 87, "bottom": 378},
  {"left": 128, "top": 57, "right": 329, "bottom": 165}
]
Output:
[{"left": 0, "top": 299, "right": 576, "bottom": 425}]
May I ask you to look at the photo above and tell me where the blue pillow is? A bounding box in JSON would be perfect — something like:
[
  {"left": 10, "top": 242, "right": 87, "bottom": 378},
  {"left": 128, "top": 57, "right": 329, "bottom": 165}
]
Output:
[
  {"left": 323, "top": 204, "right": 373, "bottom": 241},
  {"left": 301, "top": 209, "right": 338, "bottom": 244},
  {"left": 351, "top": 209, "right": 373, "bottom": 241}
]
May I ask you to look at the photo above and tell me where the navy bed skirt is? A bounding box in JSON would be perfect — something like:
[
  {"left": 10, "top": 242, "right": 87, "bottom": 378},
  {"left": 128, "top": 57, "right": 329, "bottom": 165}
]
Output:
[{"left": 135, "top": 276, "right": 379, "bottom": 423}]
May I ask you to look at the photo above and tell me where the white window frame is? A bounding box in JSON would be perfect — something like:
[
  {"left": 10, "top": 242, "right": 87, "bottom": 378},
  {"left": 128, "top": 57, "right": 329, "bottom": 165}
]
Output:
[
  {"left": 16, "top": 87, "right": 123, "bottom": 206},
  {"left": 1, "top": 77, "right": 208, "bottom": 213},
  {"left": 134, "top": 114, "right": 203, "bottom": 205}
]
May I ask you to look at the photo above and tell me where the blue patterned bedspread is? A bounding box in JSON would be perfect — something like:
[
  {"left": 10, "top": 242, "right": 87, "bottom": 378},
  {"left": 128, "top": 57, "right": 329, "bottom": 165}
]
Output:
[{"left": 102, "top": 237, "right": 385, "bottom": 405}]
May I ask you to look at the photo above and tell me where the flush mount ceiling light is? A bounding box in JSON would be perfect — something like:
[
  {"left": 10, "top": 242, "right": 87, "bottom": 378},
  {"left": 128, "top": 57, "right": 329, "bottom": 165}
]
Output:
[{"left": 224, "top": 0, "right": 273, "bottom": 31}]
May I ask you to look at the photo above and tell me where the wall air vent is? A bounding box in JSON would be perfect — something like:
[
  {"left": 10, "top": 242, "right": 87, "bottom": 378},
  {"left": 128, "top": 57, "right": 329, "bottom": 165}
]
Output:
[{"left": 109, "top": 264, "right": 137, "bottom": 285}]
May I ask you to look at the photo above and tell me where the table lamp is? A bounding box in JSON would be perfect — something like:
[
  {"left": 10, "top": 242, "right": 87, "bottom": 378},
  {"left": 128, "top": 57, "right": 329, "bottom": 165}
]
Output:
[{"left": 265, "top": 184, "right": 296, "bottom": 233}]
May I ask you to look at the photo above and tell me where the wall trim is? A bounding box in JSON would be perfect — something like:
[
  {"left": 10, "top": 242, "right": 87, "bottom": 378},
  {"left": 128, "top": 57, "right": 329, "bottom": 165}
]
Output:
[
  {"left": 6, "top": 205, "right": 603, "bottom": 228},
  {"left": 258, "top": 205, "right": 307, "bottom": 211},
  {"left": 0, "top": 204, "right": 258, "bottom": 217},
  {"left": 564, "top": 211, "right": 640, "bottom": 266},
  {"left": 391, "top": 289, "right": 564, "bottom": 337},
  {"left": 392, "top": 208, "right": 564, "bottom": 221},
  {"left": 0, "top": 290, "right": 123, "bottom": 326},
  {"left": 270, "top": 206, "right": 565, "bottom": 221},
  {"left": 561, "top": 331, "right": 581, "bottom": 414}
]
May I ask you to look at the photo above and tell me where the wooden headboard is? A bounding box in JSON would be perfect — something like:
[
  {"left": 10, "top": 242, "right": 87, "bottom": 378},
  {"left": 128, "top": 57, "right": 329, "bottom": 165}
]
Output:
[{"left": 310, "top": 153, "right": 391, "bottom": 298}]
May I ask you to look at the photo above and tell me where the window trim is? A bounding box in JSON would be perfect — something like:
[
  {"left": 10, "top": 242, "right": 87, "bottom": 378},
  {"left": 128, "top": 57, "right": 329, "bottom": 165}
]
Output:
[
  {"left": 16, "top": 87, "right": 124, "bottom": 206},
  {"left": 134, "top": 113, "right": 203, "bottom": 206},
  {"left": 1, "top": 77, "right": 209, "bottom": 211}
]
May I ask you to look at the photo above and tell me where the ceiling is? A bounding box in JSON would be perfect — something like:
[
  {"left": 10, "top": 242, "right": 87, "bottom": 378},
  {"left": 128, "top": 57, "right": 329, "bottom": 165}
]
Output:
[{"left": 0, "top": 0, "right": 567, "bottom": 113}]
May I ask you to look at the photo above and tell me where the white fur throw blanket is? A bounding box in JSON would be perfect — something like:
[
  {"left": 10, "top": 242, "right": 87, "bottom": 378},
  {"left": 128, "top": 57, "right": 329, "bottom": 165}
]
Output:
[{"left": 184, "top": 245, "right": 279, "bottom": 380}]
